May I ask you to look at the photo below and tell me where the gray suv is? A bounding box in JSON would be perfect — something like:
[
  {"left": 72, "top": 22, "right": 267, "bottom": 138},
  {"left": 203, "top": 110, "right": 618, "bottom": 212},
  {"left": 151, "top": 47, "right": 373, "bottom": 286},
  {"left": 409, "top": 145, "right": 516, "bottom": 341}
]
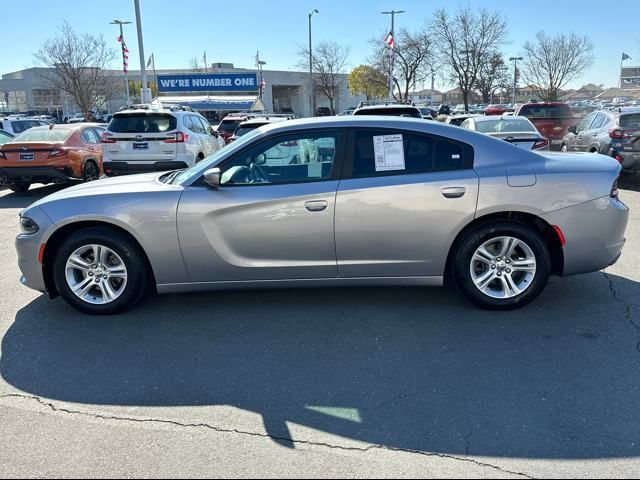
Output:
[{"left": 561, "top": 108, "right": 640, "bottom": 172}]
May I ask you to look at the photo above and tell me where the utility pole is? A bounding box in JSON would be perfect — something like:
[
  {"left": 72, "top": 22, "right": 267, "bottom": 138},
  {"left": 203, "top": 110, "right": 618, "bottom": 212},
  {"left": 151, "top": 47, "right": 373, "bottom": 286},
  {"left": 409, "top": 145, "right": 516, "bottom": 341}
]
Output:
[
  {"left": 134, "top": 0, "right": 152, "bottom": 104},
  {"left": 203, "top": 52, "right": 208, "bottom": 74},
  {"left": 509, "top": 56, "right": 523, "bottom": 105},
  {"left": 381, "top": 10, "right": 405, "bottom": 100},
  {"left": 308, "top": 9, "right": 319, "bottom": 116},
  {"left": 111, "top": 20, "right": 132, "bottom": 105}
]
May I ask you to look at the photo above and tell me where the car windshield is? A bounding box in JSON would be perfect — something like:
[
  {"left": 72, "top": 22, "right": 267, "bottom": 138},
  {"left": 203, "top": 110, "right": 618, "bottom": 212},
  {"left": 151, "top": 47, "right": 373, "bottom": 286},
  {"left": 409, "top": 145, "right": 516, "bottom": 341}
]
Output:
[
  {"left": 10, "top": 128, "right": 73, "bottom": 142},
  {"left": 475, "top": 118, "right": 536, "bottom": 133},
  {"left": 620, "top": 114, "right": 640, "bottom": 130},
  {"left": 518, "top": 104, "right": 572, "bottom": 118},
  {"left": 108, "top": 113, "right": 177, "bottom": 133},
  {"left": 172, "top": 128, "right": 262, "bottom": 185},
  {"left": 354, "top": 107, "right": 422, "bottom": 118}
]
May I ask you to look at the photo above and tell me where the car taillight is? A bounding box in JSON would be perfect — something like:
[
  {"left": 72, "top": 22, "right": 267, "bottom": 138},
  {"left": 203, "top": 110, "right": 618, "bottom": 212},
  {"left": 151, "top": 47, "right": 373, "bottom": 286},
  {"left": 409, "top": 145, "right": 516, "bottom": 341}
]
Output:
[
  {"left": 165, "top": 132, "right": 187, "bottom": 143},
  {"left": 611, "top": 178, "right": 619, "bottom": 199},
  {"left": 281, "top": 140, "right": 299, "bottom": 147},
  {"left": 608, "top": 128, "right": 632, "bottom": 139},
  {"left": 48, "top": 148, "right": 67, "bottom": 158},
  {"left": 100, "top": 132, "right": 116, "bottom": 143},
  {"left": 533, "top": 138, "right": 549, "bottom": 150}
]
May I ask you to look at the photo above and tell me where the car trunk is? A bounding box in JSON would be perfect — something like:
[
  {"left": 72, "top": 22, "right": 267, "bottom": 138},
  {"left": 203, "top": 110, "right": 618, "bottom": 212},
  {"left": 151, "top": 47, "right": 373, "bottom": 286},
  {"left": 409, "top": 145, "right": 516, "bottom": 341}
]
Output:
[
  {"left": 104, "top": 112, "right": 179, "bottom": 161},
  {"left": 0, "top": 142, "right": 65, "bottom": 165}
]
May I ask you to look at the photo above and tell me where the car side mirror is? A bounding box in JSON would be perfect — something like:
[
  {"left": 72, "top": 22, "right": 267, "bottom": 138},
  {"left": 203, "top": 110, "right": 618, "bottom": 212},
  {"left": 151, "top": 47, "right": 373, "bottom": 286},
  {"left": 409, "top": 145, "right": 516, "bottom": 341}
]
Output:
[
  {"left": 203, "top": 168, "right": 221, "bottom": 188},
  {"left": 210, "top": 127, "right": 218, "bottom": 137},
  {"left": 568, "top": 125, "right": 577, "bottom": 135}
]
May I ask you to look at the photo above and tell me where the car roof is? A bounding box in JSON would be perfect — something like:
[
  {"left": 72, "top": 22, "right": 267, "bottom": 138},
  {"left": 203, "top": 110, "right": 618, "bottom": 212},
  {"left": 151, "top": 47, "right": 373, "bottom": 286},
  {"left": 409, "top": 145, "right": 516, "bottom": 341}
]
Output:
[{"left": 473, "top": 115, "right": 531, "bottom": 122}]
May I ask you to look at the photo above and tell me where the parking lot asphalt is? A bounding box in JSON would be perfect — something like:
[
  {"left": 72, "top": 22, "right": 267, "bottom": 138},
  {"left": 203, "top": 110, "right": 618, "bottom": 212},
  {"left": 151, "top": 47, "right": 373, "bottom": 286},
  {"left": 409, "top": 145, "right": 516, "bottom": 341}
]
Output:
[{"left": 1, "top": 179, "right": 640, "bottom": 478}]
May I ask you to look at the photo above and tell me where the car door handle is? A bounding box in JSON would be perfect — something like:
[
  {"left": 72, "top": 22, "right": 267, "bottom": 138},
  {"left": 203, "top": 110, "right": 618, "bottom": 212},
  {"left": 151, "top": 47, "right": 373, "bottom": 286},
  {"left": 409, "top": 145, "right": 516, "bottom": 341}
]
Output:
[
  {"left": 441, "top": 187, "right": 466, "bottom": 199},
  {"left": 305, "top": 200, "right": 328, "bottom": 212}
]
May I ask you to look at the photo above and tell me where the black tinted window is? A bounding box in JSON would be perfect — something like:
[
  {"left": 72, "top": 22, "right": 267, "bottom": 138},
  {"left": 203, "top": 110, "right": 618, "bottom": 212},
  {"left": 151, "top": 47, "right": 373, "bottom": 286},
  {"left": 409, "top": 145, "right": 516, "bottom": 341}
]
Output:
[
  {"left": 620, "top": 114, "right": 640, "bottom": 130},
  {"left": 108, "top": 113, "right": 177, "bottom": 133},
  {"left": 351, "top": 130, "right": 473, "bottom": 178},
  {"left": 219, "top": 119, "right": 241, "bottom": 133}
]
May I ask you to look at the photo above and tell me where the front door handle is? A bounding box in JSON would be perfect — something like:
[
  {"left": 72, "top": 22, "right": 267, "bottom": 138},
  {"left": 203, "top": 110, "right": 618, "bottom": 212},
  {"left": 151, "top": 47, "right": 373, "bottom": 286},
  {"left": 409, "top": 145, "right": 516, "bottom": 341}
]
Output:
[
  {"left": 441, "top": 187, "right": 466, "bottom": 199},
  {"left": 305, "top": 200, "right": 328, "bottom": 212}
]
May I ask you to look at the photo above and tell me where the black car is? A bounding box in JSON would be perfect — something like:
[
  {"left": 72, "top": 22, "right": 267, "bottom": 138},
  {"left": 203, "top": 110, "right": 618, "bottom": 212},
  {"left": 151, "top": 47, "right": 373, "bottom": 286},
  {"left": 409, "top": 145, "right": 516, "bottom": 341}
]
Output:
[
  {"left": 561, "top": 107, "right": 640, "bottom": 171},
  {"left": 315, "top": 107, "right": 333, "bottom": 117},
  {"left": 438, "top": 104, "right": 451, "bottom": 116}
]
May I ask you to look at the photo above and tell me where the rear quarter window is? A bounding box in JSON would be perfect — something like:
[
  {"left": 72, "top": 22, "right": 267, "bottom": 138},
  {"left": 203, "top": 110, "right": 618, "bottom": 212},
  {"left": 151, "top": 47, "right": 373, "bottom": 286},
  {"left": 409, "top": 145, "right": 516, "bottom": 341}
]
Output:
[{"left": 108, "top": 113, "right": 177, "bottom": 133}]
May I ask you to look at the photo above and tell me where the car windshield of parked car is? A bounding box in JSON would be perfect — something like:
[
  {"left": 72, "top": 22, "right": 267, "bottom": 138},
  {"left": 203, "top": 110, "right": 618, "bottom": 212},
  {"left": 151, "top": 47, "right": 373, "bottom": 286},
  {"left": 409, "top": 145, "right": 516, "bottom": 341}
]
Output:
[
  {"left": 519, "top": 104, "right": 572, "bottom": 118},
  {"left": 108, "top": 113, "right": 177, "bottom": 133},
  {"left": 10, "top": 128, "right": 73, "bottom": 143},
  {"left": 475, "top": 119, "right": 536, "bottom": 134},
  {"left": 354, "top": 107, "right": 422, "bottom": 118},
  {"left": 172, "top": 128, "right": 263, "bottom": 185},
  {"left": 620, "top": 114, "right": 640, "bottom": 130}
]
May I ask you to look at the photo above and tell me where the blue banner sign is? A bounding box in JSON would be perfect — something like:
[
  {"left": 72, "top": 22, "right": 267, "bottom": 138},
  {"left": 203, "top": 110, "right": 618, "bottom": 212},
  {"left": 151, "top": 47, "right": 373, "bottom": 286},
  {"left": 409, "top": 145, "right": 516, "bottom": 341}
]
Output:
[{"left": 157, "top": 73, "right": 258, "bottom": 92}]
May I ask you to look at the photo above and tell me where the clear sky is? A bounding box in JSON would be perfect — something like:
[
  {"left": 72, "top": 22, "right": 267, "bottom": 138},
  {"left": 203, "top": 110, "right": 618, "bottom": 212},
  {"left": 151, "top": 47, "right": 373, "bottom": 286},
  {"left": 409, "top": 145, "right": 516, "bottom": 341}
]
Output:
[{"left": 2, "top": 0, "right": 638, "bottom": 90}]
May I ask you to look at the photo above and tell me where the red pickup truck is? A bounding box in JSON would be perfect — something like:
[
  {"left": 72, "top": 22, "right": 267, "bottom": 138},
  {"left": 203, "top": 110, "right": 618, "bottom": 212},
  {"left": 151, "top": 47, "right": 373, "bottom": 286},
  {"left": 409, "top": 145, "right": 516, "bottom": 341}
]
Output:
[{"left": 513, "top": 102, "right": 579, "bottom": 150}]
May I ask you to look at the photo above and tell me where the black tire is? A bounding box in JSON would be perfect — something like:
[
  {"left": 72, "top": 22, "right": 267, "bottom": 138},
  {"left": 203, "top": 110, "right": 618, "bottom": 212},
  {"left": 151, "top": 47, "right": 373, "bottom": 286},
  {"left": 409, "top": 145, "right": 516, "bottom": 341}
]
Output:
[
  {"left": 52, "top": 227, "right": 150, "bottom": 315},
  {"left": 196, "top": 153, "right": 204, "bottom": 163},
  {"left": 9, "top": 182, "right": 31, "bottom": 193},
  {"left": 82, "top": 160, "right": 100, "bottom": 182},
  {"left": 453, "top": 221, "right": 551, "bottom": 310}
]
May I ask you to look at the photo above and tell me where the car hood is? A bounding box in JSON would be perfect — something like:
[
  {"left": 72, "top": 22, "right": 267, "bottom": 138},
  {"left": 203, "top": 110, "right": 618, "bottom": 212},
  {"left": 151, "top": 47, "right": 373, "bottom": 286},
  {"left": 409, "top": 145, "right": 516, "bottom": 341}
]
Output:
[
  {"left": 30, "top": 172, "right": 181, "bottom": 208},
  {"left": 539, "top": 152, "right": 622, "bottom": 174}
]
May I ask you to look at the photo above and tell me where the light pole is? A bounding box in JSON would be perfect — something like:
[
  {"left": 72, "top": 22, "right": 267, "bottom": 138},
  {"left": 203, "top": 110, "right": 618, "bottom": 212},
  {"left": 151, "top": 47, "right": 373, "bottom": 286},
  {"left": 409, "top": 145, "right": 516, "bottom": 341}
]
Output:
[
  {"left": 111, "top": 20, "right": 132, "bottom": 105},
  {"left": 308, "top": 9, "right": 319, "bottom": 116},
  {"left": 134, "top": 0, "right": 152, "bottom": 104},
  {"left": 381, "top": 10, "right": 405, "bottom": 100},
  {"left": 509, "top": 57, "right": 523, "bottom": 105}
]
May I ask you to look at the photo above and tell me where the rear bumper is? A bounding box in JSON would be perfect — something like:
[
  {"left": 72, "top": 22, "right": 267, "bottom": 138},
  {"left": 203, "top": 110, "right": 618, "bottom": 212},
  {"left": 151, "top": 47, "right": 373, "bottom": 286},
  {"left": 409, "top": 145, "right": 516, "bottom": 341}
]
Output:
[
  {"left": 0, "top": 166, "right": 78, "bottom": 184},
  {"left": 103, "top": 161, "right": 188, "bottom": 176},
  {"left": 608, "top": 148, "right": 640, "bottom": 170},
  {"left": 541, "top": 196, "right": 629, "bottom": 276}
]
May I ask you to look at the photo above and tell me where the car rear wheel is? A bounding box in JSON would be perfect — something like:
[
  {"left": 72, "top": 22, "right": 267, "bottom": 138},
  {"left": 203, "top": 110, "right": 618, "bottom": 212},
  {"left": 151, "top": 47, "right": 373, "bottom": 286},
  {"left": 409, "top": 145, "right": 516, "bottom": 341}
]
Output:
[
  {"left": 82, "top": 161, "right": 100, "bottom": 182},
  {"left": 53, "top": 227, "right": 150, "bottom": 315},
  {"left": 9, "top": 182, "right": 31, "bottom": 193},
  {"left": 453, "top": 221, "right": 551, "bottom": 310}
]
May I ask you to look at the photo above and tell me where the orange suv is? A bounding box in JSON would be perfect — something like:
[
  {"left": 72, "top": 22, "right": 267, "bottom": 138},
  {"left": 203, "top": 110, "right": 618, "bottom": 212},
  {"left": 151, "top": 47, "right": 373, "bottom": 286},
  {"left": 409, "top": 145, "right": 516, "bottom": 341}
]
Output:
[{"left": 0, "top": 124, "right": 105, "bottom": 193}]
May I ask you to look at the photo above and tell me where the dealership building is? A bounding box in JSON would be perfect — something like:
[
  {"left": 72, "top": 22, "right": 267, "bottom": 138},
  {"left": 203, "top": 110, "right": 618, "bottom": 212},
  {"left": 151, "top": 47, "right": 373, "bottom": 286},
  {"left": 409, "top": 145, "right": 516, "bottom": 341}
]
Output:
[{"left": 0, "top": 64, "right": 364, "bottom": 120}]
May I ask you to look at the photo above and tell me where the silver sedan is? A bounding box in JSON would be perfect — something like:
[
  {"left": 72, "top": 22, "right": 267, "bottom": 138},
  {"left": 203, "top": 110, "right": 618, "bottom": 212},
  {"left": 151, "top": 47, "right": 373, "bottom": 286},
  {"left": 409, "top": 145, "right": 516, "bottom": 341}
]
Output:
[{"left": 15, "top": 117, "right": 628, "bottom": 314}]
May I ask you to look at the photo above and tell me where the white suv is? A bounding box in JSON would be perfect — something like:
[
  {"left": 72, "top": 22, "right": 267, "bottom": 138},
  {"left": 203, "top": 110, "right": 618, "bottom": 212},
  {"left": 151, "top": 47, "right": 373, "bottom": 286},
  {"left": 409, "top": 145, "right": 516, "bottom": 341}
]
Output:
[
  {"left": 0, "top": 118, "right": 50, "bottom": 135},
  {"left": 101, "top": 106, "right": 224, "bottom": 176}
]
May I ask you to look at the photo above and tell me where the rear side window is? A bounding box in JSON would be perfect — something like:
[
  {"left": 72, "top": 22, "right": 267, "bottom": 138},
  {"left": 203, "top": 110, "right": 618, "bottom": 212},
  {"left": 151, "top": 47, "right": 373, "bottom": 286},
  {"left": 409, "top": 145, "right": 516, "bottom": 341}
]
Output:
[
  {"left": 620, "top": 114, "right": 640, "bottom": 130},
  {"left": 351, "top": 130, "right": 473, "bottom": 178},
  {"left": 518, "top": 104, "right": 572, "bottom": 118},
  {"left": 108, "top": 113, "right": 177, "bottom": 133},
  {"left": 590, "top": 113, "right": 609, "bottom": 130},
  {"left": 354, "top": 107, "right": 422, "bottom": 118},
  {"left": 81, "top": 128, "right": 100, "bottom": 144},
  {"left": 189, "top": 115, "right": 205, "bottom": 134}
]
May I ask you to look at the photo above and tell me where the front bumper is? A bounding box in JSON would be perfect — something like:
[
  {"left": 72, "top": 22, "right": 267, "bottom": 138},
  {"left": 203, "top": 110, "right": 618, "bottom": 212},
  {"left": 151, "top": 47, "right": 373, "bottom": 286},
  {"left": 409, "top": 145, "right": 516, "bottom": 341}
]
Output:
[
  {"left": 0, "top": 166, "right": 78, "bottom": 185},
  {"left": 541, "top": 196, "right": 629, "bottom": 276},
  {"left": 103, "top": 161, "right": 188, "bottom": 176},
  {"left": 15, "top": 206, "right": 53, "bottom": 293}
]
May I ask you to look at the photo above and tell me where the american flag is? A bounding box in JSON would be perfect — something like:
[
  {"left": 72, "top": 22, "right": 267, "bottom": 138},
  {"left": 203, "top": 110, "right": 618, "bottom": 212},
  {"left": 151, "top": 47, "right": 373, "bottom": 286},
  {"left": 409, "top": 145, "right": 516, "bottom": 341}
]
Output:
[
  {"left": 260, "top": 76, "right": 266, "bottom": 96},
  {"left": 117, "top": 35, "right": 129, "bottom": 74},
  {"left": 384, "top": 31, "right": 394, "bottom": 49}
]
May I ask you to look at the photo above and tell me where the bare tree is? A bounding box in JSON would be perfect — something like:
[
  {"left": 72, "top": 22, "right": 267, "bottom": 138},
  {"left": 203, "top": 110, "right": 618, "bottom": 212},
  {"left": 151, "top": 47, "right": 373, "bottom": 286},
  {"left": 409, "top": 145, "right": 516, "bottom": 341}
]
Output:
[
  {"left": 431, "top": 7, "right": 507, "bottom": 111},
  {"left": 189, "top": 57, "right": 205, "bottom": 73},
  {"left": 521, "top": 32, "right": 594, "bottom": 102},
  {"left": 298, "top": 41, "right": 350, "bottom": 113},
  {"left": 34, "top": 22, "right": 118, "bottom": 119},
  {"left": 369, "top": 28, "right": 435, "bottom": 100},
  {"left": 475, "top": 52, "right": 510, "bottom": 103}
]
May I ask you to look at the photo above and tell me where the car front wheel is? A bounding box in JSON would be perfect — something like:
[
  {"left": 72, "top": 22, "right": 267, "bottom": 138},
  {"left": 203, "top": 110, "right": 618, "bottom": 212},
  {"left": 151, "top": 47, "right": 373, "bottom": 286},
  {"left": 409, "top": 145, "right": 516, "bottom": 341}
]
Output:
[
  {"left": 453, "top": 221, "right": 551, "bottom": 310},
  {"left": 53, "top": 227, "right": 150, "bottom": 315}
]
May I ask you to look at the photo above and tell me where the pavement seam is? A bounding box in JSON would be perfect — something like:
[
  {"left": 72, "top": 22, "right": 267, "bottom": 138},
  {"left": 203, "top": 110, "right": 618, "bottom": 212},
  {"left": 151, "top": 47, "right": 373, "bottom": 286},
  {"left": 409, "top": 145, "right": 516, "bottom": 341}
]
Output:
[
  {"left": 0, "top": 393, "right": 535, "bottom": 479},
  {"left": 603, "top": 272, "right": 640, "bottom": 353}
]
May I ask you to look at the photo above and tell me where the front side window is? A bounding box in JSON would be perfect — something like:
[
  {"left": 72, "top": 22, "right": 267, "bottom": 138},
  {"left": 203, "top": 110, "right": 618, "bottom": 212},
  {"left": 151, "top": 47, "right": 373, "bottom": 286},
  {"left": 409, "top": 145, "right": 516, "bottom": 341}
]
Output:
[
  {"left": 220, "top": 131, "right": 340, "bottom": 186},
  {"left": 351, "top": 130, "right": 473, "bottom": 178}
]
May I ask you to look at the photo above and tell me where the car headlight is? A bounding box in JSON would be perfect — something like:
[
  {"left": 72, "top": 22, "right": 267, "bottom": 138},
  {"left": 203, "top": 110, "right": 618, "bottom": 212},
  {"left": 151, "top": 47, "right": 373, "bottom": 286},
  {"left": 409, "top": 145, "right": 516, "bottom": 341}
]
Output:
[{"left": 20, "top": 217, "right": 39, "bottom": 235}]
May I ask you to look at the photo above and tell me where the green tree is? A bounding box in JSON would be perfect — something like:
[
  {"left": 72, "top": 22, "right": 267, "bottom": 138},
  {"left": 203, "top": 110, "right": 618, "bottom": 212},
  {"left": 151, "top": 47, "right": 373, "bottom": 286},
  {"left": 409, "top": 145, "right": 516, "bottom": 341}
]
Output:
[
  {"left": 348, "top": 65, "right": 388, "bottom": 100},
  {"left": 128, "top": 80, "right": 158, "bottom": 100}
]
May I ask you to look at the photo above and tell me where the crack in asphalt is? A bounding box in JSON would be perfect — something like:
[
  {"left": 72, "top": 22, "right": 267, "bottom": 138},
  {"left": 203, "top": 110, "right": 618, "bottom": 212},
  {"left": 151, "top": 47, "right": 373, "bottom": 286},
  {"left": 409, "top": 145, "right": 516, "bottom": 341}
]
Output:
[
  {"left": 604, "top": 272, "right": 640, "bottom": 353},
  {"left": 0, "top": 393, "right": 535, "bottom": 479}
]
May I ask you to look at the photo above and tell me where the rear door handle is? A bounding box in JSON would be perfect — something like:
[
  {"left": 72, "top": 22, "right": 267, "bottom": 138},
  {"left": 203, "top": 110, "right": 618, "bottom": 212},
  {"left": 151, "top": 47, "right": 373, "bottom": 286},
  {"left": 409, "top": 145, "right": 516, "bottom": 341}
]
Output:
[
  {"left": 441, "top": 187, "right": 466, "bottom": 199},
  {"left": 305, "top": 200, "right": 328, "bottom": 212}
]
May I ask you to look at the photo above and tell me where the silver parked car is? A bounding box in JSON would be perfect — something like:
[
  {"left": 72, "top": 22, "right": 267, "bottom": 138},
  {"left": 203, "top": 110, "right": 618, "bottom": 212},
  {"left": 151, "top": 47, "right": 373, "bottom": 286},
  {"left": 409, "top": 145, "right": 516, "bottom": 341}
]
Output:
[
  {"left": 16, "top": 117, "right": 628, "bottom": 314},
  {"left": 461, "top": 115, "right": 550, "bottom": 151}
]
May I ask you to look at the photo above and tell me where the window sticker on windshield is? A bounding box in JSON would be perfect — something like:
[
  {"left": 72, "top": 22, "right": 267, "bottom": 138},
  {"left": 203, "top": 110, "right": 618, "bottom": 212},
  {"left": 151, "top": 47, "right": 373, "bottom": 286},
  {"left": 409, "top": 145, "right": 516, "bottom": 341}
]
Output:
[{"left": 373, "top": 134, "right": 405, "bottom": 171}]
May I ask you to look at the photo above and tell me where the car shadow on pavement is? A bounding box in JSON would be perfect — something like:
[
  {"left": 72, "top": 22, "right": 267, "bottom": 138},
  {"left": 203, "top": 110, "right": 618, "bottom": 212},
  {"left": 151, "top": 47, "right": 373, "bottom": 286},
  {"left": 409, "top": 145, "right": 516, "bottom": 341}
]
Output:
[
  {"left": 619, "top": 174, "right": 640, "bottom": 193},
  {"left": 0, "top": 184, "right": 68, "bottom": 209},
  {"left": 2, "top": 271, "right": 640, "bottom": 459}
]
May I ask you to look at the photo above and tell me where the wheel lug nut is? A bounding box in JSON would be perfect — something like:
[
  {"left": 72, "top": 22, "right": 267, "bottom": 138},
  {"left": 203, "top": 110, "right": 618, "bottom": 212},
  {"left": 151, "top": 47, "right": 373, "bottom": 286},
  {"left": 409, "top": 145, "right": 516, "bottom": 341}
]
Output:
[
  {"left": 103, "top": 274, "right": 108, "bottom": 279},
  {"left": 497, "top": 257, "right": 501, "bottom": 261},
  {"left": 506, "top": 268, "right": 512, "bottom": 274},
  {"left": 95, "top": 278, "right": 100, "bottom": 283},
  {"left": 497, "top": 272, "right": 502, "bottom": 276},
  {"left": 491, "top": 265, "right": 496, "bottom": 269},
  {"left": 88, "top": 272, "right": 94, "bottom": 277}
]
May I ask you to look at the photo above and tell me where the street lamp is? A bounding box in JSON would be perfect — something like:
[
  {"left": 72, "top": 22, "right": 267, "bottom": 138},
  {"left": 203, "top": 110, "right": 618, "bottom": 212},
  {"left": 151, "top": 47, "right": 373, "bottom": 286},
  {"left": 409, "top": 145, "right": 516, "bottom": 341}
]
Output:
[
  {"left": 110, "top": 20, "right": 132, "bottom": 105},
  {"left": 308, "top": 9, "right": 319, "bottom": 116},
  {"left": 509, "top": 56, "right": 523, "bottom": 105},
  {"left": 381, "top": 10, "right": 405, "bottom": 100},
  {"left": 134, "top": 0, "right": 152, "bottom": 104}
]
